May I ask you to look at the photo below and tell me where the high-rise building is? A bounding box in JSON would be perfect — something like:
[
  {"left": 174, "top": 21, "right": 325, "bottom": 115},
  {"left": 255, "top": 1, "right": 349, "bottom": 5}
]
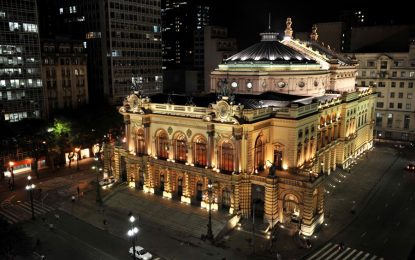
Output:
[
  {"left": 41, "top": 39, "right": 88, "bottom": 116},
  {"left": 196, "top": 26, "right": 237, "bottom": 93},
  {"left": 38, "top": 0, "right": 162, "bottom": 104},
  {"left": 0, "top": 0, "right": 43, "bottom": 122},
  {"left": 352, "top": 40, "right": 415, "bottom": 141},
  {"left": 161, "top": 0, "right": 210, "bottom": 69},
  {"left": 161, "top": 0, "right": 212, "bottom": 93}
]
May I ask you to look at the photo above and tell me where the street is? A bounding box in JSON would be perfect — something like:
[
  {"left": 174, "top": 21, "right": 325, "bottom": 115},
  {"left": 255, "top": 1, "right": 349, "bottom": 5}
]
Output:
[{"left": 1, "top": 144, "right": 415, "bottom": 260}]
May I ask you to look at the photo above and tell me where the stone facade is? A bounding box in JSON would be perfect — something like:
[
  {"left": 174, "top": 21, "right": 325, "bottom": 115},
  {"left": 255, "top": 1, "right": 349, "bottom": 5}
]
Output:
[
  {"left": 352, "top": 42, "right": 415, "bottom": 141},
  {"left": 104, "top": 20, "right": 376, "bottom": 236}
]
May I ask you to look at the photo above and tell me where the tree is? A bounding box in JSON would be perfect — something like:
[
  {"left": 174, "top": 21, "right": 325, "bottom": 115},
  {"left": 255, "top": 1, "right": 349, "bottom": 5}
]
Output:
[{"left": 0, "top": 219, "right": 32, "bottom": 259}]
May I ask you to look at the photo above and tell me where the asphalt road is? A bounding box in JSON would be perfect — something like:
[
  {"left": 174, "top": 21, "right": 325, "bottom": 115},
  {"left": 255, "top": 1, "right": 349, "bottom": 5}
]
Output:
[{"left": 332, "top": 145, "right": 415, "bottom": 260}]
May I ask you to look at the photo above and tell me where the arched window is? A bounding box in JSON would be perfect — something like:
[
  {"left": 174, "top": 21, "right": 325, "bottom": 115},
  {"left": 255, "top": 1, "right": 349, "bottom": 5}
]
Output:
[
  {"left": 136, "top": 129, "right": 145, "bottom": 155},
  {"left": 220, "top": 140, "right": 234, "bottom": 173},
  {"left": 173, "top": 132, "right": 187, "bottom": 163},
  {"left": 156, "top": 131, "right": 169, "bottom": 159},
  {"left": 193, "top": 135, "right": 207, "bottom": 167},
  {"left": 254, "top": 136, "right": 264, "bottom": 171}
]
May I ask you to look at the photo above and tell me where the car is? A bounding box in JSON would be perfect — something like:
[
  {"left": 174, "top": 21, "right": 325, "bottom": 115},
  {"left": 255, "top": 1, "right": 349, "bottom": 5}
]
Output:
[
  {"left": 99, "top": 176, "right": 116, "bottom": 186},
  {"left": 129, "top": 246, "right": 152, "bottom": 260},
  {"left": 405, "top": 162, "right": 415, "bottom": 171}
]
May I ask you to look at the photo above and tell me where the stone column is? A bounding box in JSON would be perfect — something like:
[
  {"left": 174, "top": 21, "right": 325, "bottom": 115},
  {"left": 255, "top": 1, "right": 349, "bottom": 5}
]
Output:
[
  {"left": 124, "top": 115, "right": 131, "bottom": 151},
  {"left": 229, "top": 183, "right": 239, "bottom": 214},
  {"left": 233, "top": 127, "right": 243, "bottom": 173},
  {"left": 143, "top": 161, "right": 154, "bottom": 193},
  {"left": 163, "top": 168, "right": 172, "bottom": 198},
  {"left": 207, "top": 124, "right": 215, "bottom": 168},
  {"left": 264, "top": 176, "right": 278, "bottom": 227},
  {"left": 327, "top": 126, "right": 332, "bottom": 143},
  {"left": 143, "top": 117, "right": 151, "bottom": 155},
  {"left": 181, "top": 172, "right": 192, "bottom": 204}
]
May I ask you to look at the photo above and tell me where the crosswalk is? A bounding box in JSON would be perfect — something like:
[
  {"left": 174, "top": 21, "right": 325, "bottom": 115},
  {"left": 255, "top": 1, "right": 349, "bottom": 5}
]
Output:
[
  {"left": 305, "top": 242, "right": 383, "bottom": 260},
  {"left": 0, "top": 200, "right": 55, "bottom": 224}
]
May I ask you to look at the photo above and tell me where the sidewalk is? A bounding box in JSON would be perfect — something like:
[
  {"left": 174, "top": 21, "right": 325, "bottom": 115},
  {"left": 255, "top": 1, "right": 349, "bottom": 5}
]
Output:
[
  {"left": 56, "top": 186, "right": 248, "bottom": 259},
  {"left": 49, "top": 146, "right": 400, "bottom": 260},
  {"left": 301, "top": 146, "right": 399, "bottom": 258}
]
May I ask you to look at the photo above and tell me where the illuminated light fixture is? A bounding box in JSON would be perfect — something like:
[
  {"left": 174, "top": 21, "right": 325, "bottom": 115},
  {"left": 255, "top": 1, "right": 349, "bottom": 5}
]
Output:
[
  {"left": 241, "top": 56, "right": 248, "bottom": 61},
  {"left": 296, "top": 56, "right": 302, "bottom": 60},
  {"left": 254, "top": 56, "right": 261, "bottom": 61},
  {"left": 282, "top": 164, "right": 288, "bottom": 170},
  {"left": 246, "top": 82, "right": 253, "bottom": 89},
  {"left": 283, "top": 56, "right": 290, "bottom": 61},
  {"left": 231, "top": 82, "right": 238, "bottom": 88},
  {"left": 269, "top": 56, "right": 276, "bottom": 60}
]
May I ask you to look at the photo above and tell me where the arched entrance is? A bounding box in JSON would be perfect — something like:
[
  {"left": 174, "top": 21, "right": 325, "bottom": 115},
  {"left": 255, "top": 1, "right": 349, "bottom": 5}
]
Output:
[
  {"left": 251, "top": 184, "right": 265, "bottom": 222},
  {"left": 196, "top": 182, "right": 203, "bottom": 202},
  {"left": 283, "top": 194, "right": 301, "bottom": 224},
  {"left": 221, "top": 188, "right": 231, "bottom": 211},
  {"left": 177, "top": 177, "right": 183, "bottom": 197}
]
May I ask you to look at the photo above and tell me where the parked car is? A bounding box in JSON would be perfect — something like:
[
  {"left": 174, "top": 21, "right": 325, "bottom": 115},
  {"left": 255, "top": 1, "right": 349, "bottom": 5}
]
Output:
[
  {"left": 405, "top": 162, "right": 415, "bottom": 171},
  {"left": 129, "top": 246, "right": 152, "bottom": 260},
  {"left": 99, "top": 176, "right": 116, "bottom": 186}
]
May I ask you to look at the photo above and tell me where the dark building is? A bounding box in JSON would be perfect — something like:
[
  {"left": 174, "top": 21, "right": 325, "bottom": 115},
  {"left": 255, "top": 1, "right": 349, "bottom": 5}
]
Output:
[
  {"left": 41, "top": 39, "right": 88, "bottom": 116},
  {"left": 161, "top": 0, "right": 211, "bottom": 93},
  {"left": 0, "top": 0, "right": 43, "bottom": 122},
  {"left": 161, "top": 0, "right": 210, "bottom": 69},
  {"left": 38, "top": 0, "right": 163, "bottom": 104}
]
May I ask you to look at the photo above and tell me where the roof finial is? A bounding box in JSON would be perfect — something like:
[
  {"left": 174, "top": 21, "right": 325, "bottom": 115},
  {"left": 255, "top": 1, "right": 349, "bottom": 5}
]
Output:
[
  {"left": 310, "top": 24, "right": 318, "bottom": 41},
  {"left": 284, "top": 17, "right": 293, "bottom": 39},
  {"left": 268, "top": 13, "right": 271, "bottom": 31}
]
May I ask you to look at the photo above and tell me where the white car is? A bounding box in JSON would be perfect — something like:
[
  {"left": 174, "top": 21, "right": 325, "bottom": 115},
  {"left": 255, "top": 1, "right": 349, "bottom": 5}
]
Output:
[
  {"left": 99, "top": 177, "right": 116, "bottom": 186},
  {"left": 129, "top": 246, "right": 152, "bottom": 260}
]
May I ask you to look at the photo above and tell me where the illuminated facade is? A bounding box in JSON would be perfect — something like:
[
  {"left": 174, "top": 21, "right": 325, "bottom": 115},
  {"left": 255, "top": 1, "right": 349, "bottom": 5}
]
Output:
[
  {"left": 352, "top": 41, "right": 415, "bottom": 141},
  {"left": 105, "top": 18, "right": 376, "bottom": 236}
]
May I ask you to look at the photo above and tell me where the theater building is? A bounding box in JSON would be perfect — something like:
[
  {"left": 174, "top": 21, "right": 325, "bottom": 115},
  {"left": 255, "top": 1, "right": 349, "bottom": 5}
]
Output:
[{"left": 104, "top": 18, "right": 376, "bottom": 236}]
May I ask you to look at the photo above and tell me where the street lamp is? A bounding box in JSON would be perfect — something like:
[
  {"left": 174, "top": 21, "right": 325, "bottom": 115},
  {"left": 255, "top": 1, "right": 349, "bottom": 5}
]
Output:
[
  {"left": 8, "top": 161, "right": 15, "bottom": 190},
  {"left": 92, "top": 157, "right": 102, "bottom": 205},
  {"left": 205, "top": 179, "right": 214, "bottom": 242},
  {"left": 75, "top": 147, "right": 80, "bottom": 171},
  {"left": 320, "top": 162, "right": 324, "bottom": 175},
  {"left": 127, "top": 213, "right": 139, "bottom": 260},
  {"left": 25, "top": 176, "right": 36, "bottom": 220}
]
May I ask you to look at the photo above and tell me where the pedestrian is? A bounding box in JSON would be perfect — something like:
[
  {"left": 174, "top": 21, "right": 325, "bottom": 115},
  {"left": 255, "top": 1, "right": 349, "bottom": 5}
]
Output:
[
  {"left": 54, "top": 214, "right": 60, "bottom": 221},
  {"left": 71, "top": 195, "right": 75, "bottom": 203},
  {"left": 49, "top": 223, "right": 54, "bottom": 230},
  {"left": 77, "top": 186, "right": 80, "bottom": 198},
  {"left": 103, "top": 219, "right": 107, "bottom": 226}
]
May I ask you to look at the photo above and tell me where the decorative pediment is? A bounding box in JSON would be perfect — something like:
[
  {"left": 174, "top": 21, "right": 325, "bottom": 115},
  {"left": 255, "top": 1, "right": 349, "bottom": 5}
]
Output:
[
  {"left": 121, "top": 94, "right": 150, "bottom": 114},
  {"left": 209, "top": 99, "right": 244, "bottom": 124}
]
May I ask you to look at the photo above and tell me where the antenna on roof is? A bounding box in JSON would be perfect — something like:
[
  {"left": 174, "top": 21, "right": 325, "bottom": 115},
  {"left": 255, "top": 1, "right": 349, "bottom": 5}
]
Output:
[{"left": 268, "top": 13, "right": 271, "bottom": 31}]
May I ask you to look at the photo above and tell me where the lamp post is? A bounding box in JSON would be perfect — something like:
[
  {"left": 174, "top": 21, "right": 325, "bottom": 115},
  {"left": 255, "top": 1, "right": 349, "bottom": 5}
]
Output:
[
  {"left": 127, "top": 214, "right": 139, "bottom": 260},
  {"left": 8, "top": 161, "right": 15, "bottom": 190},
  {"left": 25, "top": 176, "right": 36, "bottom": 220},
  {"left": 206, "top": 179, "right": 214, "bottom": 242},
  {"left": 92, "top": 157, "right": 102, "bottom": 205},
  {"left": 75, "top": 147, "right": 80, "bottom": 171}
]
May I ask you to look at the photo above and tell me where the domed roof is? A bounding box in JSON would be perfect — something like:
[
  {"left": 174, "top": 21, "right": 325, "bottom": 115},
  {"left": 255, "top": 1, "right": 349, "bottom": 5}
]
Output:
[{"left": 225, "top": 32, "right": 316, "bottom": 65}]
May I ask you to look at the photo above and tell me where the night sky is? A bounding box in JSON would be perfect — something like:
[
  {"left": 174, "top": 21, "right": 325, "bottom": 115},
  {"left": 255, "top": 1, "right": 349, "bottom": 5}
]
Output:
[{"left": 209, "top": 0, "right": 415, "bottom": 49}]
